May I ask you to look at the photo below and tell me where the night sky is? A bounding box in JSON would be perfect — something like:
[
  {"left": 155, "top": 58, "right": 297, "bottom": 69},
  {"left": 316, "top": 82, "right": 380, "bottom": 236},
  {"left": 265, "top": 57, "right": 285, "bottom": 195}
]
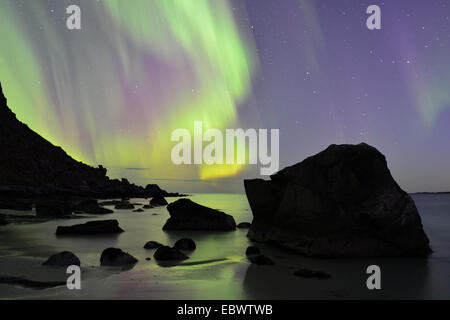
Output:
[{"left": 0, "top": 0, "right": 449, "bottom": 193}]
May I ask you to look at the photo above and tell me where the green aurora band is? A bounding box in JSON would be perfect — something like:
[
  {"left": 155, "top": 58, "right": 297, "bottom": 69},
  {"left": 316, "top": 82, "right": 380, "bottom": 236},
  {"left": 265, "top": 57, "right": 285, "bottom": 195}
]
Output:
[{"left": 0, "top": 0, "right": 258, "bottom": 184}]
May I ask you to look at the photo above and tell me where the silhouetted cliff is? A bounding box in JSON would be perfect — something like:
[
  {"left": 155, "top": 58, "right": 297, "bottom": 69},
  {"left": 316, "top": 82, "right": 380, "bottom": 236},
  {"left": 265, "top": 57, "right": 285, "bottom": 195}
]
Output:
[{"left": 0, "top": 82, "right": 176, "bottom": 198}]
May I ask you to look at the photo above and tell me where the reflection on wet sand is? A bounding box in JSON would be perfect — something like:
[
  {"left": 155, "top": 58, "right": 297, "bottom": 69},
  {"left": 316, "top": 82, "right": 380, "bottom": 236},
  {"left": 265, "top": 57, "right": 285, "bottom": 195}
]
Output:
[{"left": 243, "top": 252, "right": 431, "bottom": 299}]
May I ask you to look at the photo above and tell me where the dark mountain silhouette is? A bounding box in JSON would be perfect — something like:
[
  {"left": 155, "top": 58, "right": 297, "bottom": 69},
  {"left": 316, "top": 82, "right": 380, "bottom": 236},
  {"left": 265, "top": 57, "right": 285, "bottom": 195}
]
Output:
[{"left": 0, "top": 82, "right": 176, "bottom": 199}]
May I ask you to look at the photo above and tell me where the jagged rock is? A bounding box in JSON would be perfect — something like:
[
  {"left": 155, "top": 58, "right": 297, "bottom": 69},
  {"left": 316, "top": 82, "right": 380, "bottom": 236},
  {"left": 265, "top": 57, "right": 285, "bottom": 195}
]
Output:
[
  {"left": 56, "top": 219, "right": 124, "bottom": 235},
  {"left": 150, "top": 195, "right": 168, "bottom": 207},
  {"left": 100, "top": 248, "right": 138, "bottom": 266},
  {"left": 144, "top": 241, "right": 164, "bottom": 249},
  {"left": 43, "top": 251, "right": 81, "bottom": 267},
  {"left": 248, "top": 255, "right": 275, "bottom": 266},
  {"left": 73, "top": 199, "right": 113, "bottom": 214},
  {"left": 153, "top": 246, "right": 189, "bottom": 261},
  {"left": 245, "top": 246, "right": 260, "bottom": 256},
  {"left": 174, "top": 238, "right": 196, "bottom": 250},
  {"left": 237, "top": 222, "right": 251, "bottom": 229},
  {"left": 36, "top": 201, "right": 72, "bottom": 217},
  {"left": 244, "top": 143, "right": 431, "bottom": 257},
  {"left": 294, "top": 269, "right": 331, "bottom": 279},
  {"left": 163, "top": 199, "right": 236, "bottom": 231}
]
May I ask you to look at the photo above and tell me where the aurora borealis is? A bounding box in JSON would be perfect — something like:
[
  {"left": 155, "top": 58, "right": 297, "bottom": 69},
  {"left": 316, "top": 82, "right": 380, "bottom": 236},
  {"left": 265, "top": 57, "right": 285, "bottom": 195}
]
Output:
[{"left": 0, "top": 0, "right": 449, "bottom": 193}]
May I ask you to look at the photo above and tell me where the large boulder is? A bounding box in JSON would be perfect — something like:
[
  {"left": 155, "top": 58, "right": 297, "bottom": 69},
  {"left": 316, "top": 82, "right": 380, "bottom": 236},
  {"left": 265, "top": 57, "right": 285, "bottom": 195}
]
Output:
[
  {"left": 43, "top": 251, "right": 81, "bottom": 267},
  {"left": 244, "top": 143, "right": 431, "bottom": 257},
  {"left": 163, "top": 199, "right": 236, "bottom": 231},
  {"left": 73, "top": 199, "right": 113, "bottom": 214},
  {"left": 56, "top": 219, "right": 124, "bottom": 235},
  {"left": 100, "top": 248, "right": 138, "bottom": 266}
]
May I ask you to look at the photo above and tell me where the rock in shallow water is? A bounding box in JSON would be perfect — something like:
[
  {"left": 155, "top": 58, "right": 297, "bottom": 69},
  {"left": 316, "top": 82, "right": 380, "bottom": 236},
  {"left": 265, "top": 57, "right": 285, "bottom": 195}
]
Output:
[
  {"left": 163, "top": 199, "right": 236, "bottom": 231},
  {"left": 114, "top": 201, "right": 134, "bottom": 210},
  {"left": 144, "top": 241, "right": 164, "bottom": 249},
  {"left": 73, "top": 199, "right": 113, "bottom": 214},
  {"left": 56, "top": 219, "right": 124, "bottom": 235},
  {"left": 174, "top": 238, "right": 196, "bottom": 250},
  {"left": 150, "top": 195, "right": 168, "bottom": 207},
  {"left": 43, "top": 251, "right": 80, "bottom": 267},
  {"left": 100, "top": 248, "right": 138, "bottom": 266},
  {"left": 237, "top": 222, "right": 252, "bottom": 229},
  {"left": 244, "top": 143, "right": 431, "bottom": 257},
  {"left": 153, "top": 246, "right": 189, "bottom": 261}
]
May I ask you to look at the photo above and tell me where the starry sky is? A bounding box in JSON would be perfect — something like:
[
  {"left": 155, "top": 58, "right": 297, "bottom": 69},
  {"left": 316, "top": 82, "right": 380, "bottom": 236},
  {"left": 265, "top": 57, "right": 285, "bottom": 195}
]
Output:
[{"left": 0, "top": 0, "right": 449, "bottom": 193}]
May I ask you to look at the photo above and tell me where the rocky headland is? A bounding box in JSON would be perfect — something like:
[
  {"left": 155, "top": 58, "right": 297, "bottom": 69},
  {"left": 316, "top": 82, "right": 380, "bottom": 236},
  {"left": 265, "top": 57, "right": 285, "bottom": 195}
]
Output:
[{"left": 0, "top": 82, "right": 181, "bottom": 213}]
